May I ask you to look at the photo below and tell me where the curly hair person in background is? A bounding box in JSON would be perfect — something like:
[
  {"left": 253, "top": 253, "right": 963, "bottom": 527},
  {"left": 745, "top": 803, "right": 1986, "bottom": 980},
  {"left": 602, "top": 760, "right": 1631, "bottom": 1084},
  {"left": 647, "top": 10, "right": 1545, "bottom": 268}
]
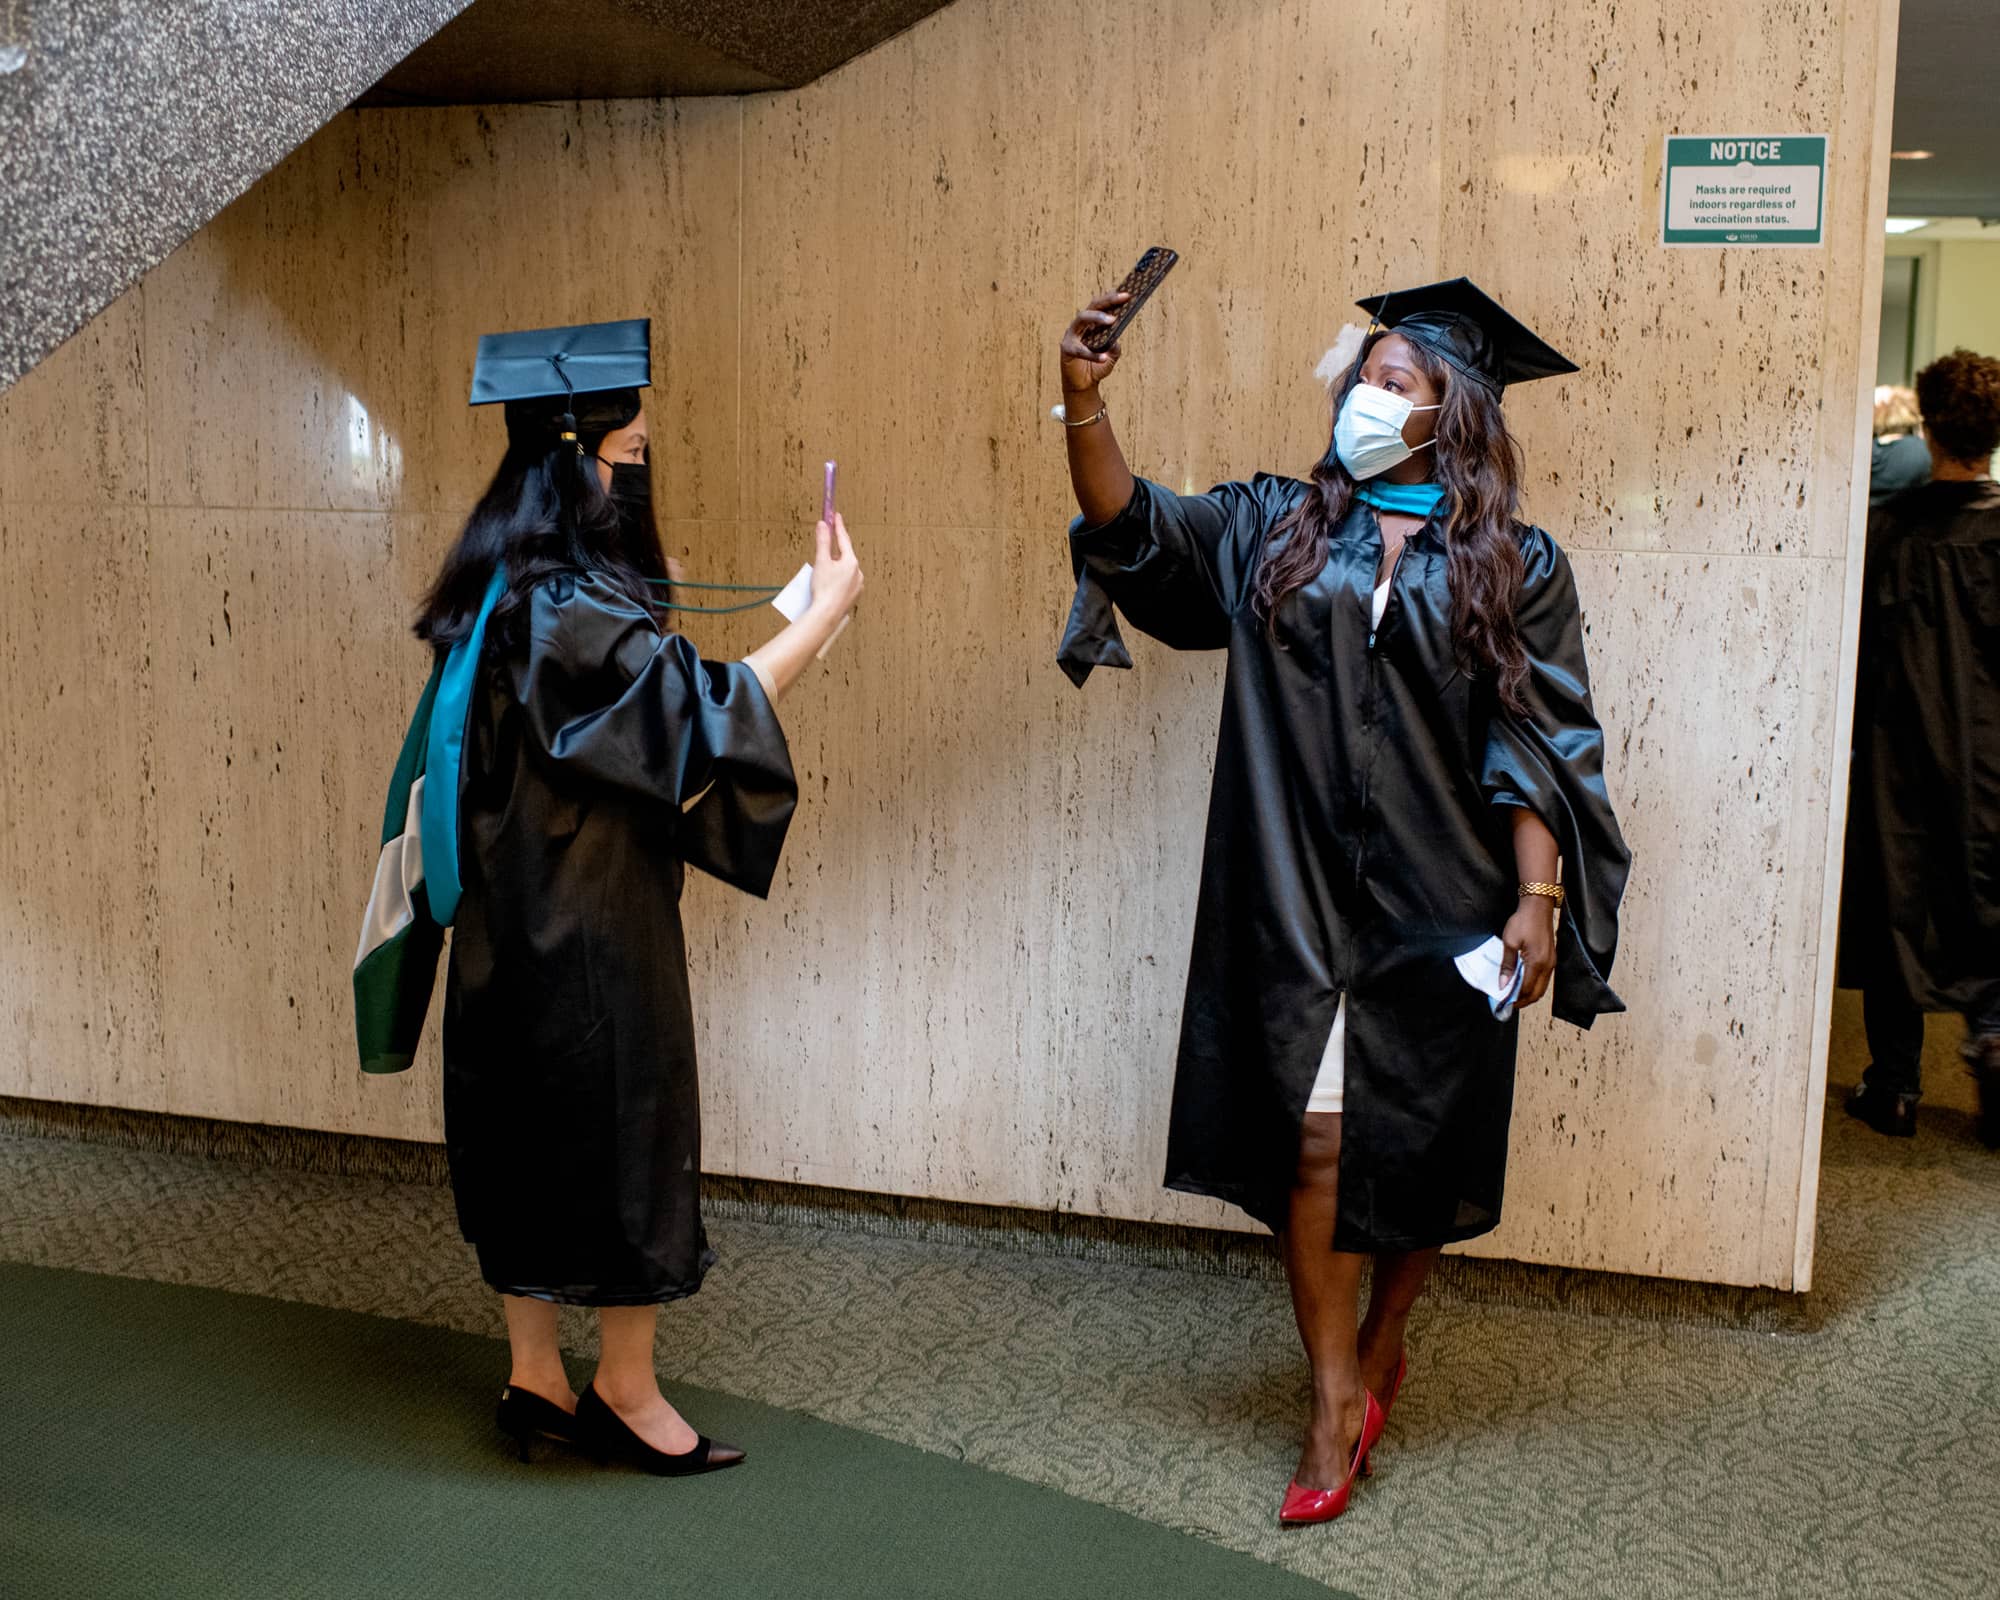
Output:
[{"left": 1842, "top": 348, "right": 2000, "bottom": 1145}]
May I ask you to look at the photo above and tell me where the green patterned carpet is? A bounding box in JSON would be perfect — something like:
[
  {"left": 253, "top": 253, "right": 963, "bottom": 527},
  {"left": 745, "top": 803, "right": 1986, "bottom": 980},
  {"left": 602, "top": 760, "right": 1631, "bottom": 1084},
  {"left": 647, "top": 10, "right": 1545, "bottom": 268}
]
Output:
[
  {"left": 2, "top": 1068, "right": 1997, "bottom": 1598},
  {"left": 0, "top": 1262, "right": 1341, "bottom": 1600}
]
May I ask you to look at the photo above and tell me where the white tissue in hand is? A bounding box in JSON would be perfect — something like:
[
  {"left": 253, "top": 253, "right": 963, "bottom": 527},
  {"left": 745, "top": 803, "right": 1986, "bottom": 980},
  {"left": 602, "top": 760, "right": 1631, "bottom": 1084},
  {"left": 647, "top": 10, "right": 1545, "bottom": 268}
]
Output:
[
  {"left": 771, "top": 564, "right": 814, "bottom": 622},
  {"left": 1454, "top": 936, "right": 1525, "bottom": 1021}
]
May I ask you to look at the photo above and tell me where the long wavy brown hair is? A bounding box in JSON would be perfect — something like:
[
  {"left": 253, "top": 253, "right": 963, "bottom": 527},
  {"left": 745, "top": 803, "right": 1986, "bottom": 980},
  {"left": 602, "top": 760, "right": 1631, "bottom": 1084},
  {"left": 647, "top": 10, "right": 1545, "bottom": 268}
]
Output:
[{"left": 1252, "top": 331, "right": 1531, "bottom": 713}]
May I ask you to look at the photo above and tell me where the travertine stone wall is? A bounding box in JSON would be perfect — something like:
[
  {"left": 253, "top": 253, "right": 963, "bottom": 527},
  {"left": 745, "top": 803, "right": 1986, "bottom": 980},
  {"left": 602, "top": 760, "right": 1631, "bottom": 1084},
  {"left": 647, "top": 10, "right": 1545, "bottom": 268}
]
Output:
[{"left": 0, "top": 0, "right": 1899, "bottom": 1288}]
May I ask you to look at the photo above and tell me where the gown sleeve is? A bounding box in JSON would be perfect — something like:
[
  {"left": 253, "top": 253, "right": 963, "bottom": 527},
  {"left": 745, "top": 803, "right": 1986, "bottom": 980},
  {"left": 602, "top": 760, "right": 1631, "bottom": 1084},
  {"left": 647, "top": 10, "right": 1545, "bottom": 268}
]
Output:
[
  {"left": 520, "top": 574, "right": 798, "bottom": 898},
  {"left": 1479, "top": 529, "right": 1633, "bottom": 1027},
  {"left": 1056, "top": 475, "right": 1288, "bottom": 687}
]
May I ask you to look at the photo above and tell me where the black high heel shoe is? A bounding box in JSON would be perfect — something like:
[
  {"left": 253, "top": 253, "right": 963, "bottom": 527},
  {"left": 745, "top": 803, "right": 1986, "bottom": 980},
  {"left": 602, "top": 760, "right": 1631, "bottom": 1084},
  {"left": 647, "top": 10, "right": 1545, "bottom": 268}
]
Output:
[
  {"left": 574, "top": 1385, "right": 745, "bottom": 1476},
  {"left": 495, "top": 1384, "right": 584, "bottom": 1463}
]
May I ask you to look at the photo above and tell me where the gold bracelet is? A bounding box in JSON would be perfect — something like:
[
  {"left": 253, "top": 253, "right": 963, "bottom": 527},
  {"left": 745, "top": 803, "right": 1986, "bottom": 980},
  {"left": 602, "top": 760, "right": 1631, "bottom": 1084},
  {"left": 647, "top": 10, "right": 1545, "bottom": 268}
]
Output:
[
  {"left": 1519, "top": 881, "right": 1565, "bottom": 906},
  {"left": 1059, "top": 403, "right": 1108, "bottom": 429}
]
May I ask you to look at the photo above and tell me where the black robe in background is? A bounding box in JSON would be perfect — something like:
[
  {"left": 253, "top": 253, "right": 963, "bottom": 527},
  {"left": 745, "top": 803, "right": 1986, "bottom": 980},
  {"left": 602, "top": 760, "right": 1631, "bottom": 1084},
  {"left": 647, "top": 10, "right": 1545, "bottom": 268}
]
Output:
[
  {"left": 443, "top": 573, "right": 796, "bottom": 1304},
  {"left": 1059, "top": 477, "right": 1629, "bottom": 1249},
  {"left": 1840, "top": 480, "right": 2000, "bottom": 1021}
]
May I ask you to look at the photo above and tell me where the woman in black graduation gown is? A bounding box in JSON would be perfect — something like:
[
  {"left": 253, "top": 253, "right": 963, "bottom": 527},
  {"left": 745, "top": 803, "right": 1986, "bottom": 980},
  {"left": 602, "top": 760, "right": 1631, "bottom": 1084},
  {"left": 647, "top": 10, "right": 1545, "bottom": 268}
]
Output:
[
  {"left": 1055, "top": 278, "right": 1629, "bottom": 1524},
  {"left": 417, "top": 320, "right": 862, "bottom": 1473},
  {"left": 1841, "top": 346, "right": 2000, "bottom": 1145}
]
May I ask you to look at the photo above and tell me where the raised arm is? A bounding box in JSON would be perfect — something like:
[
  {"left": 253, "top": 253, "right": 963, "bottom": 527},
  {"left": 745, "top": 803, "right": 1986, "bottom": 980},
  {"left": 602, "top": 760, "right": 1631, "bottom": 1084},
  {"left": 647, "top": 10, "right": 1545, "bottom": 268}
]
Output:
[
  {"left": 1054, "top": 290, "right": 1292, "bottom": 685},
  {"left": 1059, "top": 290, "right": 1137, "bottom": 524}
]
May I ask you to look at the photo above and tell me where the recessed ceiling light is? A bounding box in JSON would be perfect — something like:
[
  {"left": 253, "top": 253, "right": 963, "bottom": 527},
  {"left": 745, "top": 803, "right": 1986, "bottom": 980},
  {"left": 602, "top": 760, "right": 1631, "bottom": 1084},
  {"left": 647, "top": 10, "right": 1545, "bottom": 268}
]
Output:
[
  {"left": 1891, "top": 150, "right": 1935, "bottom": 160},
  {"left": 1884, "top": 217, "right": 1930, "bottom": 234}
]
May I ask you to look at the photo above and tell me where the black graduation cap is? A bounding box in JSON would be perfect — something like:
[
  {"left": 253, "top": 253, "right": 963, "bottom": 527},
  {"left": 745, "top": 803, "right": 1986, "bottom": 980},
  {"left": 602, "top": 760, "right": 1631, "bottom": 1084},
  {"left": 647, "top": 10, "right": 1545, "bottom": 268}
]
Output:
[
  {"left": 1354, "top": 278, "right": 1576, "bottom": 393},
  {"left": 470, "top": 318, "right": 651, "bottom": 444}
]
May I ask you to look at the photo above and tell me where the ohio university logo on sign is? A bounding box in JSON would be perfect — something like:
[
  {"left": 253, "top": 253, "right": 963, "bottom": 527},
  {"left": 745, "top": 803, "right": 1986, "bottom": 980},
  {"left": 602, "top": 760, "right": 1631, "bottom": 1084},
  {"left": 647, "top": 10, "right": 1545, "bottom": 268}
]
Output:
[{"left": 1661, "top": 135, "right": 1828, "bottom": 247}]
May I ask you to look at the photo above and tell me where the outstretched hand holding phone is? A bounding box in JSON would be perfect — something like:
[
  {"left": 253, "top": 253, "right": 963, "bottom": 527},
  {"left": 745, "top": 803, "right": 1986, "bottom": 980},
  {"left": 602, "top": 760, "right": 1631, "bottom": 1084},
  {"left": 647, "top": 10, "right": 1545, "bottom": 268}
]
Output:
[
  {"left": 743, "top": 511, "right": 863, "bottom": 702},
  {"left": 811, "top": 513, "right": 864, "bottom": 621}
]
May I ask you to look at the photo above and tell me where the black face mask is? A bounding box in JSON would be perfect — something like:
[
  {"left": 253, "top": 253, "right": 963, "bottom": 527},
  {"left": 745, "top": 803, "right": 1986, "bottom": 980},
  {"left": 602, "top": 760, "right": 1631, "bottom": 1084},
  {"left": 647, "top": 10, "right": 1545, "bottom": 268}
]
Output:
[{"left": 603, "top": 459, "right": 652, "bottom": 523}]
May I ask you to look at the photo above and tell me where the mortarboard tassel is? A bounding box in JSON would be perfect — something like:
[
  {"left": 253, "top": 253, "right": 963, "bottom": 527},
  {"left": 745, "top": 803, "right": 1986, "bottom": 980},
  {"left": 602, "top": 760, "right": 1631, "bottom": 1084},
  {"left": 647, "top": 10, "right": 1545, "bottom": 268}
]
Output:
[{"left": 549, "top": 352, "right": 587, "bottom": 543}]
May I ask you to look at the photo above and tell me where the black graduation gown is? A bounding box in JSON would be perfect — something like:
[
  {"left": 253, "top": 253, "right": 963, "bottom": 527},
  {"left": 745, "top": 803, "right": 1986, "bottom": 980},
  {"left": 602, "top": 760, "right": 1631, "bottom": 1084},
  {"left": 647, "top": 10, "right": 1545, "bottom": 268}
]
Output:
[
  {"left": 1059, "top": 476, "right": 1630, "bottom": 1249},
  {"left": 442, "top": 572, "right": 796, "bottom": 1304},
  {"left": 1839, "top": 481, "right": 2000, "bottom": 1022}
]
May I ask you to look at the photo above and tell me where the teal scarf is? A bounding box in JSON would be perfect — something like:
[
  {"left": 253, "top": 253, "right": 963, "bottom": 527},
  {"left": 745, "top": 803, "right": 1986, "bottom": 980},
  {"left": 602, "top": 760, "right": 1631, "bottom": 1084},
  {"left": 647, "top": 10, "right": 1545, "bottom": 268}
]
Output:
[{"left": 1355, "top": 480, "right": 1445, "bottom": 517}]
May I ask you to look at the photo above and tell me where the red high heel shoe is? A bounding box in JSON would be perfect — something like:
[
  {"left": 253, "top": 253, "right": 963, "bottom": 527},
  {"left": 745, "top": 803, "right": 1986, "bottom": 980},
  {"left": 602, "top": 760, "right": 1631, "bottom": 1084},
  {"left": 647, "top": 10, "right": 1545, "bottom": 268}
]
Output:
[
  {"left": 1279, "top": 1389, "right": 1385, "bottom": 1527},
  {"left": 1361, "top": 1350, "right": 1407, "bottom": 1478}
]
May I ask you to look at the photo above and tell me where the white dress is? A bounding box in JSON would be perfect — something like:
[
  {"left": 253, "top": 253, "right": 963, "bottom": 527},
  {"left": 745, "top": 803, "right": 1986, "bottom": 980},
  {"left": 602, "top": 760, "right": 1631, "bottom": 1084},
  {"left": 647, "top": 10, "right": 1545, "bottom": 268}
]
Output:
[{"left": 1305, "top": 573, "right": 1394, "bottom": 1116}]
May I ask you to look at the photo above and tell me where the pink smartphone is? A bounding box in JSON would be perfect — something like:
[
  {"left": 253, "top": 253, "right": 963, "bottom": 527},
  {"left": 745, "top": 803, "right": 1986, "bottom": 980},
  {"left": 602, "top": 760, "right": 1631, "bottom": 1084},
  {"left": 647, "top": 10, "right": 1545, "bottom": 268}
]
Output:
[{"left": 821, "top": 461, "right": 837, "bottom": 524}]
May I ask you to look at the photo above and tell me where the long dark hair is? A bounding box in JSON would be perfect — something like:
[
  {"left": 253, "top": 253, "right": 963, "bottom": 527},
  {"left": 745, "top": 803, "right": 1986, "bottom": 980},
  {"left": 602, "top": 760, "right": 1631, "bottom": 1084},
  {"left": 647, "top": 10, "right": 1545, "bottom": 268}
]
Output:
[
  {"left": 1252, "top": 332, "right": 1531, "bottom": 713},
  {"left": 414, "top": 428, "right": 669, "bottom": 651}
]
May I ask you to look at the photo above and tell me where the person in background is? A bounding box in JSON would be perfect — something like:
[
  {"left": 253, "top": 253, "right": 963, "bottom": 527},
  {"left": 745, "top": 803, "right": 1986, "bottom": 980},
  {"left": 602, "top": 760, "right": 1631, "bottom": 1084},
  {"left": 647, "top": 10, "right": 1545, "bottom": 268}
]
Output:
[
  {"left": 1869, "top": 385, "right": 1930, "bottom": 507},
  {"left": 1842, "top": 349, "right": 2000, "bottom": 1146}
]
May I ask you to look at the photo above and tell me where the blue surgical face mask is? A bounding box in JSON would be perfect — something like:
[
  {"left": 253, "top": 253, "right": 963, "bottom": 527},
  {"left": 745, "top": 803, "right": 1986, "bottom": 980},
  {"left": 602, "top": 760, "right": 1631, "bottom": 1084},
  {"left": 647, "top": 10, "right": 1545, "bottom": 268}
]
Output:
[{"left": 1333, "top": 383, "right": 1441, "bottom": 481}]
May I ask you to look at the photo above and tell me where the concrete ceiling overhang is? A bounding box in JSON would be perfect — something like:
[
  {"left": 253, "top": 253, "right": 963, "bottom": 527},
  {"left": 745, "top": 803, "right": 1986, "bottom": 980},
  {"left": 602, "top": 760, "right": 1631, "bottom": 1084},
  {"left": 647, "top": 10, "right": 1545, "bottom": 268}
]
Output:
[{"left": 356, "top": 0, "right": 957, "bottom": 105}]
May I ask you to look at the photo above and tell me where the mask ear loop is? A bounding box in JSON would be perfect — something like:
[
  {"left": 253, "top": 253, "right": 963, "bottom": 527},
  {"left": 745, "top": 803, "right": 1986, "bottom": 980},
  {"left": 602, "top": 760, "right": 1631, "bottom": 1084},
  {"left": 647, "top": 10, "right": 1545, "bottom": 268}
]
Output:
[
  {"left": 586, "top": 439, "right": 784, "bottom": 610},
  {"left": 572, "top": 391, "right": 788, "bottom": 612},
  {"left": 647, "top": 584, "right": 789, "bottom": 615}
]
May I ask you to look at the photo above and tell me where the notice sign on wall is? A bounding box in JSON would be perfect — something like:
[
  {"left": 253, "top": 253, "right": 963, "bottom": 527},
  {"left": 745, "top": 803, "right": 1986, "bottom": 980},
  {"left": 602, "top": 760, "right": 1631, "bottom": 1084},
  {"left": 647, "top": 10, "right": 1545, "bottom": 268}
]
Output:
[{"left": 1661, "top": 135, "right": 1827, "bottom": 247}]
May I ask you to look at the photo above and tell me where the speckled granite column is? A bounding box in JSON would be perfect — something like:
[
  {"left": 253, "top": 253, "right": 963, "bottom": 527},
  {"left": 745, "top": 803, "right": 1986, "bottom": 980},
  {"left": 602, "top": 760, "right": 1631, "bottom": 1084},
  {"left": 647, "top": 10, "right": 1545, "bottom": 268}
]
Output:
[{"left": 0, "top": 0, "right": 472, "bottom": 393}]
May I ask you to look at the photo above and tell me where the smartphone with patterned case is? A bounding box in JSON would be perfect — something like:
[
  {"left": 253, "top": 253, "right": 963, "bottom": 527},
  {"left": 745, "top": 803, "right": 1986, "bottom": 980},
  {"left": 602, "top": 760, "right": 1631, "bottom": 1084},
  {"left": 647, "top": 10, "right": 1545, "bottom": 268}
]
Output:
[{"left": 1082, "top": 247, "right": 1180, "bottom": 353}]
